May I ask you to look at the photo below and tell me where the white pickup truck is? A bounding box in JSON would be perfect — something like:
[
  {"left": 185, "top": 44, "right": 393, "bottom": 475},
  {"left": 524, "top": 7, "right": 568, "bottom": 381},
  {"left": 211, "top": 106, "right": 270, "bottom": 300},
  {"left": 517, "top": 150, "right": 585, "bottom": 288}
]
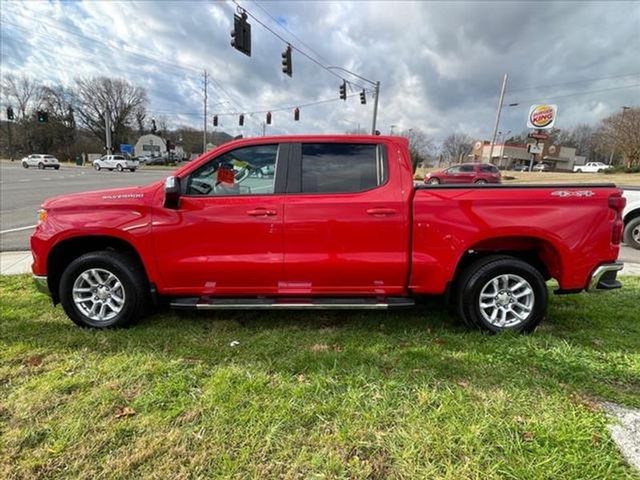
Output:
[
  {"left": 624, "top": 187, "right": 640, "bottom": 249},
  {"left": 93, "top": 155, "right": 139, "bottom": 172},
  {"left": 573, "top": 162, "right": 612, "bottom": 173}
]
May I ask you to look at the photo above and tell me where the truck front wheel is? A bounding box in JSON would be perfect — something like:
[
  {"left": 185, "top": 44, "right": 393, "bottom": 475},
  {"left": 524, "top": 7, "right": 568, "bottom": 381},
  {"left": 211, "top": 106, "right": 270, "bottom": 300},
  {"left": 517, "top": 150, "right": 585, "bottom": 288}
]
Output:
[
  {"left": 457, "top": 255, "right": 547, "bottom": 333},
  {"left": 59, "top": 251, "right": 147, "bottom": 328}
]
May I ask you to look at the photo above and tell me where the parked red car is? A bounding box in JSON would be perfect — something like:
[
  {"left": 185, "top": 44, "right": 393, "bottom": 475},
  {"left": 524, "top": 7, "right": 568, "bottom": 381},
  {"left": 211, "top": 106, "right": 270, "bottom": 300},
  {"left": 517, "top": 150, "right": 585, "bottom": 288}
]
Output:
[
  {"left": 424, "top": 163, "right": 501, "bottom": 184},
  {"left": 31, "top": 135, "right": 625, "bottom": 333}
]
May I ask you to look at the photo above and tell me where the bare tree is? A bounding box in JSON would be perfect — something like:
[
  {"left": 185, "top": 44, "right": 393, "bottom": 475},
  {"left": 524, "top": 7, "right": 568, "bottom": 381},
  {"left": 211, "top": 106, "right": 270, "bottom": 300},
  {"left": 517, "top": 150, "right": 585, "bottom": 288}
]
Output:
[
  {"left": 442, "top": 133, "right": 473, "bottom": 164},
  {"left": 1, "top": 74, "right": 40, "bottom": 118},
  {"left": 134, "top": 105, "right": 146, "bottom": 136},
  {"left": 598, "top": 107, "right": 640, "bottom": 167},
  {"left": 400, "top": 128, "right": 434, "bottom": 171},
  {"left": 72, "top": 77, "right": 148, "bottom": 148}
]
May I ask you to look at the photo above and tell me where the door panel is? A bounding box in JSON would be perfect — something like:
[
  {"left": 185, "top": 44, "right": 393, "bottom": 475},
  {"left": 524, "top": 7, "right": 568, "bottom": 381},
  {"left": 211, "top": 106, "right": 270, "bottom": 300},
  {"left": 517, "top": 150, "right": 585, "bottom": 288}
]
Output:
[
  {"left": 282, "top": 142, "right": 408, "bottom": 296},
  {"left": 152, "top": 143, "right": 287, "bottom": 295}
]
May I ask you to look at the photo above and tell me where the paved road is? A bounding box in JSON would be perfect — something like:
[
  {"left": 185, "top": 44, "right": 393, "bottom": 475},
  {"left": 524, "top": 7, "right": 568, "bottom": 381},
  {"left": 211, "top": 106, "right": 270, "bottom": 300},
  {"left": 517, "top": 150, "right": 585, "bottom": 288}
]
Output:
[
  {"left": 0, "top": 161, "right": 174, "bottom": 251},
  {"left": 1, "top": 161, "right": 639, "bottom": 264}
]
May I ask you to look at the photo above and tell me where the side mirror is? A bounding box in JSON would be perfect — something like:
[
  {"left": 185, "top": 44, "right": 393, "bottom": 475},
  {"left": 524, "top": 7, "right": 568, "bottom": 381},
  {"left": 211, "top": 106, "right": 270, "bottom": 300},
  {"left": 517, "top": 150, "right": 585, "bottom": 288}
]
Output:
[{"left": 164, "top": 176, "right": 181, "bottom": 209}]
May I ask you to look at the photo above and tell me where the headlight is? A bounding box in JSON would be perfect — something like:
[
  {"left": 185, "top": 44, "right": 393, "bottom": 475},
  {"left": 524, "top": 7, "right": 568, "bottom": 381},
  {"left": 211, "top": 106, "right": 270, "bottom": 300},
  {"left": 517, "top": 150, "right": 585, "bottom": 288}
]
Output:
[{"left": 37, "top": 209, "right": 47, "bottom": 225}]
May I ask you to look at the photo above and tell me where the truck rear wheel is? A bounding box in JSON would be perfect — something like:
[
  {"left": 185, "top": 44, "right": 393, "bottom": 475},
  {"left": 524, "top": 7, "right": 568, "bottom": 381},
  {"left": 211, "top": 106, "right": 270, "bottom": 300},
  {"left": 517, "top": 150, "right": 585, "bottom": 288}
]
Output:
[
  {"left": 59, "top": 251, "right": 147, "bottom": 328},
  {"left": 457, "top": 255, "right": 547, "bottom": 333}
]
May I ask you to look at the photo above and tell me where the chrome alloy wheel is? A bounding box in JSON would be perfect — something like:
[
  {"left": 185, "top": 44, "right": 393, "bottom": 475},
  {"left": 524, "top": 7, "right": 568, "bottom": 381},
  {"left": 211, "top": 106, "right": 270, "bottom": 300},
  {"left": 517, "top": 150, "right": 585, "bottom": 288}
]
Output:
[
  {"left": 633, "top": 224, "right": 640, "bottom": 244},
  {"left": 478, "top": 274, "right": 534, "bottom": 328},
  {"left": 72, "top": 268, "right": 126, "bottom": 322}
]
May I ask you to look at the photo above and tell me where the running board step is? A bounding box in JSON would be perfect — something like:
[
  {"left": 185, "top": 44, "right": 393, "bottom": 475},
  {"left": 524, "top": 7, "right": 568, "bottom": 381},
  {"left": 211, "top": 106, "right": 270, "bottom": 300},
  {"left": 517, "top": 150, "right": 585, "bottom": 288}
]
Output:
[{"left": 170, "top": 297, "right": 415, "bottom": 310}]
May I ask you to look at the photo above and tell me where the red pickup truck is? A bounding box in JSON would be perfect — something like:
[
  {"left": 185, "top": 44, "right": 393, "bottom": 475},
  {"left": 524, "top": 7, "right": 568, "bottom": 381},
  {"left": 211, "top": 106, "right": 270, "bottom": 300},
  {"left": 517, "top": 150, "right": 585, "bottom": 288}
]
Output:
[{"left": 31, "top": 135, "right": 626, "bottom": 333}]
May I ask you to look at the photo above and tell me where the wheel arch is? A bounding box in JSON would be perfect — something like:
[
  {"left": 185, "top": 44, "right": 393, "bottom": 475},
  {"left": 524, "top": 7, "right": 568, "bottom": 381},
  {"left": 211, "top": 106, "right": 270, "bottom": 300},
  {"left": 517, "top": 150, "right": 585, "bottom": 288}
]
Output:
[
  {"left": 623, "top": 207, "right": 640, "bottom": 226},
  {"left": 452, "top": 235, "right": 563, "bottom": 288},
  {"left": 47, "top": 235, "right": 150, "bottom": 304}
]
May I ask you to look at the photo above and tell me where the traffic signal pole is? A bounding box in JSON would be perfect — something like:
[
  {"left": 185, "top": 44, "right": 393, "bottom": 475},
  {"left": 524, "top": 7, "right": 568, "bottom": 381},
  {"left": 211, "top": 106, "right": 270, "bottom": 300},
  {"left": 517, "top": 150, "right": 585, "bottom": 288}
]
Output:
[
  {"left": 328, "top": 66, "right": 380, "bottom": 135},
  {"left": 371, "top": 81, "right": 380, "bottom": 135}
]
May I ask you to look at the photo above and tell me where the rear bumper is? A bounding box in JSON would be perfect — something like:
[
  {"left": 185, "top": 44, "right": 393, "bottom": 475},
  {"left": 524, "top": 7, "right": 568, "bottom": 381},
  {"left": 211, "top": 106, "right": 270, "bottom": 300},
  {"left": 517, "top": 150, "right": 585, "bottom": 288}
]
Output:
[
  {"left": 587, "top": 262, "right": 623, "bottom": 291},
  {"left": 33, "top": 275, "right": 50, "bottom": 296}
]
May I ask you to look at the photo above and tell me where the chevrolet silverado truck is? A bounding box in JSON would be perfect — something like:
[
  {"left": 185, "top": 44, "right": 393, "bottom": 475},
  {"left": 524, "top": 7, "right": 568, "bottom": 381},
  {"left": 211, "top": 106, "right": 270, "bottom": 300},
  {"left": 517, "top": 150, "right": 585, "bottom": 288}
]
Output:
[{"left": 31, "top": 135, "right": 626, "bottom": 332}]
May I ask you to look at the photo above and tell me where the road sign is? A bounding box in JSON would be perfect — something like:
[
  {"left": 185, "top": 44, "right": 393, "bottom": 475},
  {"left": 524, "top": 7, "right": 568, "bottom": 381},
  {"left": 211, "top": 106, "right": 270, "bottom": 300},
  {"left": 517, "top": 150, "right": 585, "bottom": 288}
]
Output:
[
  {"left": 527, "top": 104, "right": 558, "bottom": 130},
  {"left": 527, "top": 144, "right": 543, "bottom": 154},
  {"left": 528, "top": 132, "right": 549, "bottom": 140},
  {"left": 120, "top": 144, "right": 134, "bottom": 154}
]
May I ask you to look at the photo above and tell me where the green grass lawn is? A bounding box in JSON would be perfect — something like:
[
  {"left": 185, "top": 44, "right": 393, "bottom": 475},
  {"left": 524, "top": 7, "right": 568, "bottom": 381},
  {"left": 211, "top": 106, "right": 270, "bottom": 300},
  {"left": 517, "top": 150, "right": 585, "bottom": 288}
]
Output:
[{"left": 1, "top": 275, "right": 639, "bottom": 479}]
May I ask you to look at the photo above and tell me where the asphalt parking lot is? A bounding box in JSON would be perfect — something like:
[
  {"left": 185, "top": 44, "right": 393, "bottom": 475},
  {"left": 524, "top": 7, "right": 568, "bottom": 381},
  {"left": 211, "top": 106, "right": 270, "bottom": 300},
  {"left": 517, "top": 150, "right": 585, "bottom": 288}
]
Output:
[{"left": 1, "top": 160, "right": 639, "bottom": 264}]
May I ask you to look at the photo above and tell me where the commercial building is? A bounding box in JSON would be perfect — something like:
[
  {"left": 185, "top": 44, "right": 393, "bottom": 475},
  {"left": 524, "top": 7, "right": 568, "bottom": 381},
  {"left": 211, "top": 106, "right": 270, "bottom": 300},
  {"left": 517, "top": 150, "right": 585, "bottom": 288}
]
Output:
[
  {"left": 134, "top": 134, "right": 166, "bottom": 158},
  {"left": 471, "top": 140, "right": 586, "bottom": 171}
]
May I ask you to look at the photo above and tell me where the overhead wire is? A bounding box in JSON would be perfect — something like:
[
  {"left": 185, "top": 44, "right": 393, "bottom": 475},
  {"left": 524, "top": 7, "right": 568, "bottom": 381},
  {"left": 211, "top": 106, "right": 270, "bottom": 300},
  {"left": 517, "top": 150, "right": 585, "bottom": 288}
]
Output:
[{"left": 230, "top": 0, "right": 368, "bottom": 91}]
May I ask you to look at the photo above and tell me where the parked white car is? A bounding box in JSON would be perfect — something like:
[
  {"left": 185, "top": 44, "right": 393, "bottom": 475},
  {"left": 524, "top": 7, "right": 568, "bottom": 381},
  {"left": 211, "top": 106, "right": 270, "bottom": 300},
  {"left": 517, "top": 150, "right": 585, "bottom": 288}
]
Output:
[
  {"left": 573, "top": 162, "right": 612, "bottom": 173},
  {"left": 623, "top": 188, "right": 640, "bottom": 250},
  {"left": 21, "top": 154, "right": 60, "bottom": 170},
  {"left": 93, "top": 155, "right": 139, "bottom": 172}
]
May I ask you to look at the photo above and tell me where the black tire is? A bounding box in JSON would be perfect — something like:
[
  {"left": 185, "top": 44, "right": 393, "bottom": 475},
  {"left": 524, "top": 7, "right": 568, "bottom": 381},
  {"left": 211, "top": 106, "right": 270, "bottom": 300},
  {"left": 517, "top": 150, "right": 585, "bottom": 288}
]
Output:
[
  {"left": 474, "top": 179, "right": 488, "bottom": 184},
  {"left": 94, "top": 163, "right": 101, "bottom": 171},
  {"left": 456, "top": 255, "right": 547, "bottom": 333},
  {"left": 576, "top": 169, "right": 582, "bottom": 173},
  {"left": 428, "top": 177, "right": 440, "bottom": 184},
  {"left": 59, "top": 251, "right": 148, "bottom": 328},
  {"left": 116, "top": 164, "right": 123, "bottom": 172},
  {"left": 38, "top": 163, "right": 44, "bottom": 170},
  {"left": 54, "top": 166, "right": 60, "bottom": 170},
  {"left": 130, "top": 168, "right": 136, "bottom": 173},
  {"left": 22, "top": 162, "right": 28, "bottom": 169},
  {"left": 624, "top": 217, "right": 640, "bottom": 250}
]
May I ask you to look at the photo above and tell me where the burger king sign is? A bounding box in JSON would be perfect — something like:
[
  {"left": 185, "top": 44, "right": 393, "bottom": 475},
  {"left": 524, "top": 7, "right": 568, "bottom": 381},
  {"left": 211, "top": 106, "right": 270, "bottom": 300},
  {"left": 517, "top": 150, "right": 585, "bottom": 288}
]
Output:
[{"left": 527, "top": 104, "right": 558, "bottom": 130}]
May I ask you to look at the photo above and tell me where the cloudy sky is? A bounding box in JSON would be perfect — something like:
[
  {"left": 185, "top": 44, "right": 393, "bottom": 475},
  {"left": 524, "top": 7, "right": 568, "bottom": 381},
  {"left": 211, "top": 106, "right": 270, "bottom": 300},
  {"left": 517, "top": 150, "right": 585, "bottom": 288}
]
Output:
[{"left": 1, "top": 0, "right": 639, "bottom": 142}]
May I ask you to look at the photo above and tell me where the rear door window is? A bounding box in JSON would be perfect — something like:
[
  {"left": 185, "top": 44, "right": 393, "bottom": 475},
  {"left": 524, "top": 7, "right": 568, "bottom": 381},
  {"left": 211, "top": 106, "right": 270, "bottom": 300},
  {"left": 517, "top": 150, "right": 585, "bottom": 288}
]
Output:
[{"left": 299, "top": 143, "right": 386, "bottom": 194}]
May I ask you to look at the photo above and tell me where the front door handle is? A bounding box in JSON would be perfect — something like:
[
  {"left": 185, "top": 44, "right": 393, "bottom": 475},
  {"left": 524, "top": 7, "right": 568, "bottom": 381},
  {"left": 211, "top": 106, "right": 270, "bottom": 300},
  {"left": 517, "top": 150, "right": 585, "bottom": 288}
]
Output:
[
  {"left": 366, "top": 207, "right": 397, "bottom": 216},
  {"left": 247, "top": 208, "right": 277, "bottom": 217}
]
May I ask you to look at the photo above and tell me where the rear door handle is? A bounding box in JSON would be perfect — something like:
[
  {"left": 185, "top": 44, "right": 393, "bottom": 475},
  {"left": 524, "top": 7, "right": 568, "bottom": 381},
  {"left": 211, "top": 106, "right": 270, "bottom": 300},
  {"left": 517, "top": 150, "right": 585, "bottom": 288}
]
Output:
[
  {"left": 247, "top": 208, "right": 277, "bottom": 217},
  {"left": 366, "top": 207, "right": 397, "bottom": 216}
]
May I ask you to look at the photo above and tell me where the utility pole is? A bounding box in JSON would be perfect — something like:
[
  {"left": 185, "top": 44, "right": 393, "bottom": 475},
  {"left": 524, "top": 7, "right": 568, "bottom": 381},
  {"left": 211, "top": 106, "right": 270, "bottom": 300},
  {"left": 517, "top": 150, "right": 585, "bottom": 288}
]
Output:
[
  {"left": 488, "top": 73, "right": 508, "bottom": 163},
  {"left": 608, "top": 106, "right": 631, "bottom": 165},
  {"left": 104, "top": 110, "right": 112, "bottom": 153},
  {"left": 7, "top": 119, "right": 13, "bottom": 161},
  {"left": 203, "top": 70, "right": 208, "bottom": 153},
  {"left": 261, "top": 122, "right": 266, "bottom": 137}
]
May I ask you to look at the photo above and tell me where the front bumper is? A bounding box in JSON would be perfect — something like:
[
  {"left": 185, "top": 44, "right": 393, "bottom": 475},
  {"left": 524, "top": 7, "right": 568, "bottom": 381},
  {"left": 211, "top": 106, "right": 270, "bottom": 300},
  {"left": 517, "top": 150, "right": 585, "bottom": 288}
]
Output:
[
  {"left": 587, "top": 262, "right": 623, "bottom": 291},
  {"left": 33, "top": 275, "right": 51, "bottom": 296}
]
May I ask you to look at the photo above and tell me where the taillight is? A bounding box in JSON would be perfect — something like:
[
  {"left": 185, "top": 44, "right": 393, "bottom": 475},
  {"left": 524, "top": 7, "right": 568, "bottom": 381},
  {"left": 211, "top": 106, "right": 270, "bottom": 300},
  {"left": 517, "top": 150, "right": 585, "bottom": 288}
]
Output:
[
  {"left": 609, "top": 191, "right": 626, "bottom": 244},
  {"left": 608, "top": 194, "right": 626, "bottom": 213}
]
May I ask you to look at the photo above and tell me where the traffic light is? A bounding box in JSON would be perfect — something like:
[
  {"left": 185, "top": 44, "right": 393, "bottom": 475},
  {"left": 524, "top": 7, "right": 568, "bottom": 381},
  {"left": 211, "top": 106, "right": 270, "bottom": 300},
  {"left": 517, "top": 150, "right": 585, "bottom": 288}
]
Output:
[
  {"left": 166, "top": 139, "right": 173, "bottom": 151},
  {"left": 37, "top": 110, "right": 49, "bottom": 123},
  {"left": 213, "top": 115, "right": 218, "bottom": 127},
  {"left": 360, "top": 89, "right": 366, "bottom": 105},
  {"left": 6, "top": 106, "right": 14, "bottom": 121},
  {"left": 294, "top": 107, "right": 300, "bottom": 121},
  {"left": 281, "top": 45, "right": 292, "bottom": 77},
  {"left": 266, "top": 112, "right": 272, "bottom": 125},
  {"left": 339, "top": 81, "right": 347, "bottom": 101},
  {"left": 230, "top": 11, "right": 251, "bottom": 57},
  {"left": 239, "top": 114, "right": 244, "bottom": 126},
  {"left": 151, "top": 118, "right": 157, "bottom": 133}
]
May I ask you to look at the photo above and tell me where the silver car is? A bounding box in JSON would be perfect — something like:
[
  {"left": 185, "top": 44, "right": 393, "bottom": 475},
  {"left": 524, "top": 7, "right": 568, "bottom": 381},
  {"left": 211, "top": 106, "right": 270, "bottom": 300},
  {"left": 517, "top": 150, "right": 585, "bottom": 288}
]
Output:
[{"left": 21, "top": 154, "right": 60, "bottom": 170}]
